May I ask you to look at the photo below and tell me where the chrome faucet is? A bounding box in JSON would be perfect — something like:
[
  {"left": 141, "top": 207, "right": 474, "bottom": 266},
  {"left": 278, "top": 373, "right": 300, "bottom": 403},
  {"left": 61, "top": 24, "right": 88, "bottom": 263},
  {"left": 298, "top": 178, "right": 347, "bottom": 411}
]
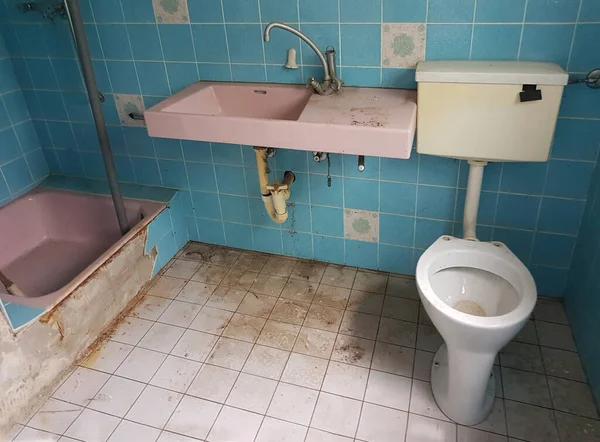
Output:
[{"left": 264, "top": 22, "right": 343, "bottom": 96}]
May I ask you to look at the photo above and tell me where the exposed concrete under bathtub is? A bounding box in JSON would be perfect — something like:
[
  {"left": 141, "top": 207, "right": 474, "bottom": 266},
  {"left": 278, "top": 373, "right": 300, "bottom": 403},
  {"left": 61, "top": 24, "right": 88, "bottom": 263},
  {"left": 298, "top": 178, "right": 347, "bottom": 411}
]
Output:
[{"left": 0, "top": 230, "right": 157, "bottom": 438}]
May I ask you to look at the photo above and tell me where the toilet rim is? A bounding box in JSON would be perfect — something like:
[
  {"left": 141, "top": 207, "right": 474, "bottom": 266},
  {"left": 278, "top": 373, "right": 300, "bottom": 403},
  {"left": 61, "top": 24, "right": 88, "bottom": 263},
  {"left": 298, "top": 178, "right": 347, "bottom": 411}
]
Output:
[{"left": 416, "top": 236, "right": 537, "bottom": 329}]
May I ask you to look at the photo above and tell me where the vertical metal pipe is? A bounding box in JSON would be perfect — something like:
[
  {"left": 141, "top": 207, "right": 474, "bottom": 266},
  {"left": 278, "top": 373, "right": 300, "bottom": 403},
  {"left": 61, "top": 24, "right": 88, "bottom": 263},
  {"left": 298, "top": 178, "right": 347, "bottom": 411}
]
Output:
[{"left": 65, "top": 0, "right": 130, "bottom": 235}]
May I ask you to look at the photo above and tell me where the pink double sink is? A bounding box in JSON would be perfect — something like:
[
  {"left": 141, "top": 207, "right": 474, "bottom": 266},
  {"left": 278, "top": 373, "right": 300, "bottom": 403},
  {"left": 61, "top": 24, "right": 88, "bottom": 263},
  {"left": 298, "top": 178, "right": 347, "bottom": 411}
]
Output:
[{"left": 145, "top": 82, "right": 417, "bottom": 159}]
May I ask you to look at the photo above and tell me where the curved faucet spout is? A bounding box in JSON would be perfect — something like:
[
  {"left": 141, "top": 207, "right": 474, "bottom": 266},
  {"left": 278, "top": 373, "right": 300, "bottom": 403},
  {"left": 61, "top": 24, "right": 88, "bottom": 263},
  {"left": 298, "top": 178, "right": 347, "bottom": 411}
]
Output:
[{"left": 264, "top": 22, "right": 331, "bottom": 81}]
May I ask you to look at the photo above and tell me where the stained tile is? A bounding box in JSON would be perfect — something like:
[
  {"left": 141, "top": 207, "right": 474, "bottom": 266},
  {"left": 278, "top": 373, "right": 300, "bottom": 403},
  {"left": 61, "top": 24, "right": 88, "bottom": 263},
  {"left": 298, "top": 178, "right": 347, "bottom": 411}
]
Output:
[
  {"left": 413, "top": 349, "right": 434, "bottom": 381},
  {"left": 304, "top": 304, "right": 344, "bottom": 331},
  {"left": 513, "top": 320, "right": 539, "bottom": 345},
  {"left": 416, "top": 324, "right": 443, "bottom": 352},
  {"left": 377, "top": 317, "right": 417, "bottom": 347},
  {"left": 189, "top": 306, "right": 233, "bottom": 335},
  {"left": 410, "top": 379, "right": 449, "bottom": 421},
  {"left": 536, "top": 321, "right": 577, "bottom": 351},
  {"left": 502, "top": 367, "right": 551, "bottom": 407},
  {"left": 281, "top": 352, "right": 328, "bottom": 389},
  {"left": 321, "top": 265, "right": 357, "bottom": 289},
  {"left": 505, "top": 400, "right": 559, "bottom": 442},
  {"left": 257, "top": 319, "right": 301, "bottom": 350},
  {"left": 293, "top": 326, "right": 337, "bottom": 358},
  {"left": 150, "top": 355, "right": 201, "bottom": 393},
  {"left": 129, "top": 296, "right": 172, "bottom": 321},
  {"left": 206, "top": 337, "right": 253, "bottom": 370},
  {"left": 171, "top": 329, "right": 219, "bottom": 362},
  {"left": 226, "top": 373, "right": 278, "bottom": 414},
  {"left": 533, "top": 299, "right": 568, "bottom": 324},
  {"left": 340, "top": 310, "right": 379, "bottom": 339},
  {"left": 205, "top": 286, "right": 247, "bottom": 311},
  {"left": 221, "top": 269, "right": 258, "bottom": 291},
  {"left": 269, "top": 299, "right": 310, "bottom": 325},
  {"left": 138, "top": 322, "right": 185, "bottom": 353},
  {"left": 110, "top": 317, "right": 153, "bottom": 345},
  {"left": 148, "top": 276, "right": 187, "bottom": 299},
  {"left": 555, "top": 411, "right": 600, "bottom": 442},
  {"left": 237, "top": 292, "right": 278, "bottom": 318},
  {"left": 291, "top": 260, "right": 327, "bottom": 283},
  {"left": 187, "top": 364, "right": 238, "bottom": 402},
  {"left": 500, "top": 341, "right": 544, "bottom": 374},
  {"left": 81, "top": 341, "right": 133, "bottom": 374},
  {"left": 262, "top": 256, "right": 297, "bottom": 277},
  {"left": 53, "top": 367, "right": 110, "bottom": 407},
  {"left": 281, "top": 279, "right": 319, "bottom": 303},
  {"left": 251, "top": 273, "right": 288, "bottom": 296},
  {"left": 387, "top": 276, "right": 419, "bottom": 299},
  {"left": 353, "top": 270, "right": 388, "bottom": 294},
  {"left": 165, "top": 260, "right": 200, "bottom": 279},
  {"left": 242, "top": 345, "right": 290, "bottom": 380},
  {"left": 382, "top": 296, "right": 419, "bottom": 322},
  {"left": 372, "top": 341, "right": 416, "bottom": 377},
  {"left": 222, "top": 312, "right": 266, "bottom": 342},
  {"left": 457, "top": 426, "right": 507, "bottom": 442},
  {"left": 347, "top": 290, "right": 384, "bottom": 315},
  {"left": 175, "top": 281, "right": 217, "bottom": 305},
  {"left": 191, "top": 263, "right": 229, "bottom": 285},
  {"left": 541, "top": 346, "right": 586, "bottom": 382},
  {"left": 208, "top": 247, "right": 242, "bottom": 266},
  {"left": 331, "top": 334, "right": 375, "bottom": 368},
  {"left": 547, "top": 377, "right": 598, "bottom": 419}
]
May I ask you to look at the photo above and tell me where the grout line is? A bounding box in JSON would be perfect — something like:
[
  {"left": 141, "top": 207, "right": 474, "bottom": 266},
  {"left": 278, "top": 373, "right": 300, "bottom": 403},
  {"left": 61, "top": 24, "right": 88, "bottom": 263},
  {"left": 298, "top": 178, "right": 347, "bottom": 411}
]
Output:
[{"left": 566, "top": 0, "right": 584, "bottom": 72}]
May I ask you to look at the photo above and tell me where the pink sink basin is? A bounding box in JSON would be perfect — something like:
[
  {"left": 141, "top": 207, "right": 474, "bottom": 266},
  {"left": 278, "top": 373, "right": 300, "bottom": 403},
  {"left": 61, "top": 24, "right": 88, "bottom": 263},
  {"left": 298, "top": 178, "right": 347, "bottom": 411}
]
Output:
[{"left": 145, "top": 82, "right": 417, "bottom": 159}]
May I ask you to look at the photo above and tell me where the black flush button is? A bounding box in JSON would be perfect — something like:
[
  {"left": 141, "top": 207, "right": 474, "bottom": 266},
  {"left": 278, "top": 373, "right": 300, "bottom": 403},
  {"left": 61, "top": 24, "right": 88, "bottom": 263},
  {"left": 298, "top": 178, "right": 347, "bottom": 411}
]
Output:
[{"left": 520, "top": 84, "right": 542, "bottom": 102}]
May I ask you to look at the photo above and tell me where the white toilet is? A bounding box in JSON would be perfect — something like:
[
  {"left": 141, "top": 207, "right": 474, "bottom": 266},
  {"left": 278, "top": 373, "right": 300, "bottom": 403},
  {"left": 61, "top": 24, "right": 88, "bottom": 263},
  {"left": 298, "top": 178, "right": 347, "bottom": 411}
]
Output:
[{"left": 414, "top": 61, "right": 569, "bottom": 425}]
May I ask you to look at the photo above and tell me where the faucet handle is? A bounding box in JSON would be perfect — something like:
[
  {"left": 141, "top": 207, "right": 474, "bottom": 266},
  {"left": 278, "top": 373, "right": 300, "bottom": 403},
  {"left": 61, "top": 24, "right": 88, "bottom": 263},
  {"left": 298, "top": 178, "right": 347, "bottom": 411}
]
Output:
[{"left": 306, "top": 77, "right": 316, "bottom": 88}]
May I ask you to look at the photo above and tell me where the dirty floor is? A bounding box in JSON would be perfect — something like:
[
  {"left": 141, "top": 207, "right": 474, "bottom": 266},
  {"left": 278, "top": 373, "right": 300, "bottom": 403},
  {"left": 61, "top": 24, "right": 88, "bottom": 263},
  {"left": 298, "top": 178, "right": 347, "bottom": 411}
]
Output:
[{"left": 7, "top": 242, "right": 599, "bottom": 442}]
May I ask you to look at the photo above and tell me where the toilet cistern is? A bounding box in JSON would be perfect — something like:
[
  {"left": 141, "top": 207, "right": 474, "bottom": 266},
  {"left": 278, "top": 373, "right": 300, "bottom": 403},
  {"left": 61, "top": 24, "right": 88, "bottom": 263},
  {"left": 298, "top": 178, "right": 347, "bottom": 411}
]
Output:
[{"left": 264, "top": 22, "right": 343, "bottom": 95}]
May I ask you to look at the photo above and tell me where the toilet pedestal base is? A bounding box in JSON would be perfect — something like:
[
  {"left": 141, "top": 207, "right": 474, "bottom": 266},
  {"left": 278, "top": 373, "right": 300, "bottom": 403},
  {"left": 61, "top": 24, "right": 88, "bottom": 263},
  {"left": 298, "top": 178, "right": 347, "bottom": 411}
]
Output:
[{"left": 431, "top": 343, "right": 496, "bottom": 426}]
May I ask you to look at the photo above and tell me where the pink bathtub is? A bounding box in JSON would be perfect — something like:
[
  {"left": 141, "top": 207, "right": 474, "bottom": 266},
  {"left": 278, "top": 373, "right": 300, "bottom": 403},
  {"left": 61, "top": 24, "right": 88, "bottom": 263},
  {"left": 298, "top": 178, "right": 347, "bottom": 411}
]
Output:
[{"left": 0, "top": 188, "right": 164, "bottom": 309}]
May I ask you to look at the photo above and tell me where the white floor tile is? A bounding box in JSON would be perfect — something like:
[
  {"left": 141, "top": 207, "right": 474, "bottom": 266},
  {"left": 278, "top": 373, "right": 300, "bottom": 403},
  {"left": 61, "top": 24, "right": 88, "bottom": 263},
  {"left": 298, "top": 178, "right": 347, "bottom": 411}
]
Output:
[
  {"left": 413, "top": 350, "right": 434, "bottom": 381},
  {"left": 377, "top": 317, "right": 417, "bottom": 347},
  {"left": 157, "top": 431, "right": 200, "bottom": 442},
  {"left": 353, "top": 270, "right": 388, "bottom": 294},
  {"left": 331, "top": 334, "right": 375, "bottom": 368},
  {"left": 541, "top": 346, "right": 587, "bottom": 382},
  {"left": 502, "top": 367, "right": 551, "bottom": 407},
  {"left": 457, "top": 426, "right": 508, "bottom": 442},
  {"left": 347, "top": 290, "right": 384, "bottom": 315},
  {"left": 535, "top": 321, "right": 577, "bottom": 351},
  {"left": 250, "top": 274, "right": 288, "bottom": 297},
  {"left": 310, "top": 392, "right": 362, "bottom": 438},
  {"left": 225, "top": 373, "right": 278, "bottom": 414},
  {"left": 110, "top": 317, "right": 154, "bottom": 345},
  {"left": 281, "top": 353, "right": 328, "bottom": 389},
  {"left": 220, "top": 269, "right": 259, "bottom": 291},
  {"left": 115, "top": 347, "right": 167, "bottom": 383},
  {"left": 13, "top": 427, "right": 60, "bottom": 442},
  {"left": 547, "top": 377, "right": 598, "bottom": 419},
  {"left": 27, "top": 399, "right": 82, "bottom": 434},
  {"left": 138, "top": 322, "right": 186, "bottom": 353},
  {"left": 234, "top": 250, "right": 269, "bottom": 272},
  {"left": 81, "top": 341, "right": 134, "bottom": 374},
  {"left": 207, "top": 406, "right": 263, "bottom": 442},
  {"left": 126, "top": 386, "right": 183, "bottom": 428},
  {"left": 291, "top": 260, "right": 327, "bottom": 283},
  {"left": 165, "top": 260, "right": 200, "bottom": 279},
  {"left": 6, "top": 424, "right": 23, "bottom": 441},
  {"left": 262, "top": 256, "right": 297, "bottom": 277},
  {"left": 416, "top": 324, "right": 443, "bottom": 353},
  {"left": 504, "top": 400, "right": 559, "bottom": 442},
  {"left": 205, "top": 286, "right": 247, "bottom": 311},
  {"left": 257, "top": 320, "right": 301, "bottom": 350},
  {"left": 222, "top": 312, "right": 267, "bottom": 342},
  {"left": 281, "top": 279, "right": 319, "bottom": 303},
  {"left": 322, "top": 361, "right": 369, "bottom": 400},
  {"left": 499, "top": 341, "right": 544, "bottom": 374},
  {"left": 356, "top": 402, "right": 409, "bottom": 442},
  {"left": 406, "top": 413, "right": 457, "bottom": 442},
  {"left": 339, "top": 310, "right": 379, "bottom": 340},
  {"left": 158, "top": 300, "right": 202, "bottom": 327},
  {"left": 372, "top": 342, "right": 415, "bottom": 377},
  {"left": 189, "top": 306, "right": 233, "bottom": 335},
  {"left": 313, "top": 284, "right": 351, "bottom": 309},
  {"left": 205, "top": 337, "right": 253, "bottom": 370},
  {"left": 171, "top": 329, "right": 219, "bottom": 362},
  {"left": 53, "top": 367, "right": 110, "bottom": 407},
  {"left": 303, "top": 304, "right": 343, "bottom": 332},
  {"left": 191, "top": 263, "right": 229, "bottom": 285},
  {"left": 148, "top": 276, "right": 187, "bottom": 299},
  {"left": 293, "top": 327, "right": 336, "bottom": 358},
  {"left": 237, "top": 292, "right": 278, "bottom": 318},
  {"left": 208, "top": 247, "right": 242, "bottom": 266},
  {"left": 267, "top": 383, "right": 318, "bottom": 426},
  {"left": 513, "top": 320, "right": 539, "bottom": 345},
  {"left": 88, "top": 376, "right": 145, "bottom": 417},
  {"left": 129, "top": 296, "right": 172, "bottom": 321},
  {"left": 58, "top": 437, "right": 81, "bottom": 441},
  {"left": 382, "top": 296, "right": 419, "bottom": 322},
  {"left": 242, "top": 345, "right": 290, "bottom": 380},
  {"left": 533, "top": 299, "right": 568, "bottom": 324},
  {"left": 150, "top": 355, "right": 202, "bottom": 393},
  {"left": 165, "top": 395, "right": 221, "bottom": 440},
  {"left": 305, "top": 428, "right": 353, "bottom": 442},
  {"left": 365, "top": 370, "right": 412, "bottom": 411},
  {"left": 176, "top": 281, "right": 217, "bottom": 305},
  {"left": 63, "top": 409, "right": 120, "bottom": 442},
  {"left": 555, "top": 410, "right": 600, "bottom": 442},
  {"left": 321, "top": 265, "right": 357, "bottom": 289},
  {"left": 410, "top": 379, "right": 450, "bottom": 421},
  {"left": 187, "top": 364, "right": 238, "bottom": 403},
  {"left": 107, "top": 420, "right": 161, "bottom": 442},
  {"left": 470, "top": 398, "right": 507, "bottom": 435},
  {"left": 256, "top": 416, "right": 308, "bottom": 442},
  {"left": 269, "top": 299, "right": 310, "bottom": 325},
  {"left": 386, "top": 276, "right": 418, "bottom": 299}
]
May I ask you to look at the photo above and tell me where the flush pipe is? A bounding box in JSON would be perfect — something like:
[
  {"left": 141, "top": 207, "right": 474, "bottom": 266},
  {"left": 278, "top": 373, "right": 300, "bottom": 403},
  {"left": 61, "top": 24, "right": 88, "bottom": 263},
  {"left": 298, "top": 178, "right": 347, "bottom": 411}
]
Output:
[
  {"left": 463, "top": 160, "right": 488, "bottom": 241},
  {"left": 254, "top": 147, "right": 295, "bottom": 223}
]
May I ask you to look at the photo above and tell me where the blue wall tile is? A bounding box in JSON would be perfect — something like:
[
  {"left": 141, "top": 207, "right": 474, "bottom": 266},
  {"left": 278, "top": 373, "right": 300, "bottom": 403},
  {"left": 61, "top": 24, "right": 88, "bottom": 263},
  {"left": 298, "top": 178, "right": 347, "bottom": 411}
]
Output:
[
  {"left": 426, "top": 25, "right": 472, "bottom": 60},
  {"left": 475, "top": 0, "right": 526, "bottom": 22},
  {"left": 545, "top": 160, "right": 594, "bottom": 199},
  {"left": 345, "top": 240, "right": 378, "bottom": 270},
  {"left": 253, "top": 226, "right": 282, "bottom": 254},
  {"left": 428, "top": 0, "right": 475, "bottom": 23},
  {"left": 520, "top": 25, "right": 575, "bottom": 69},
  {"left": 380, "top": 214, "right": 414, "bottom": 247},
  {"left": 341, "top": 0, "right": 381, "bottom": 23},
  {"left": 552, "top": 119, "right": 600, "bottom": 161},
  {"left": 283, "top": 231, "right": 313, "bottom": 259},
  {"left": 379, "top": 244, "right": 414, "bottom": 274},
  {"left": 471, "top": 25, "right": 521, "bottom": 60},
  {"left": 569, "top": 25, "right": 600, "bottom": 73},
  {"left": 188, "top": 0, "right": 224, "bottom": 23},
  {"left": 300, "top": 0, "right": 338, "bottom": 22},
  {"left": 260, "top": 0, "right": 299, "bottom": 22},
  {"left": 380, "top": 182, "right": 416, "bottom": 216},
  {"left": 192, "top": 25, "right": 229, "bottom": 63},
  {"left": 226, "top": 24, "right": 265, "bottom": 63},
  {"left": 312, "top": 205, "right": 344, "bottom": 237},
  {"left": 220, "top": 194, "right": 251, "bottom": 223},
  {"left": 495, "top": 194, "right": 540, "bottom": 230},
  {"left": 383, "top": 0, "right": 426, "bottom": 22},
  {"left": 344, "top": 178, "right": 379, "bottom": 211},
  {"left": 224, "top": 222, "right": 253, "bottom": 249},
  {"left": 340, "top": 25, "right": 381, "bottom": 67},
  {"left": 526, "top": 0, "right": 580, "bottom": 22},
  {"left": 538, "top": 198, "right": 585, "bottom": 235}
]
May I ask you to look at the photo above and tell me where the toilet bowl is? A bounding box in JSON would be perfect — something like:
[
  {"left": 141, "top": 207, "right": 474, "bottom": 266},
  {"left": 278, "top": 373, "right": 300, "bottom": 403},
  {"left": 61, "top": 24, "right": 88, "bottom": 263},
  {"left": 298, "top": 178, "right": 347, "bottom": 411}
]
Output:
[{"left": 416, "top": 235, "right": 537, "bottom": 425}]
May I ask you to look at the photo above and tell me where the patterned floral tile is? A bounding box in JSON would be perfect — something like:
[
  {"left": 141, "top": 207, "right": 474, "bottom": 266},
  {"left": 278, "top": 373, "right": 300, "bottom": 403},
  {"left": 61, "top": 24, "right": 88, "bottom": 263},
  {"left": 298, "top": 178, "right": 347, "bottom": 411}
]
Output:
[
  {"left": 114, "top": 94, "right": 146, "bottom": 127},
  {"left": 153, "top": 0, "right": 190, "bottom": 23},
  {"left": 382, "top": 23, "right": 426, "bottom": 68},
  {"left": 344, "top": 209, "right": 379, "bottom": 242}
]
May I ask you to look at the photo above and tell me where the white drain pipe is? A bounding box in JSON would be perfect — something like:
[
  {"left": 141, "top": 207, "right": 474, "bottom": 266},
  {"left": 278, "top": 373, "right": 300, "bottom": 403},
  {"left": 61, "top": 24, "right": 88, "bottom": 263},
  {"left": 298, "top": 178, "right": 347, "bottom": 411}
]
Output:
[{"left": 463, "top": 160, "right": 487, "bottom": 241}]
